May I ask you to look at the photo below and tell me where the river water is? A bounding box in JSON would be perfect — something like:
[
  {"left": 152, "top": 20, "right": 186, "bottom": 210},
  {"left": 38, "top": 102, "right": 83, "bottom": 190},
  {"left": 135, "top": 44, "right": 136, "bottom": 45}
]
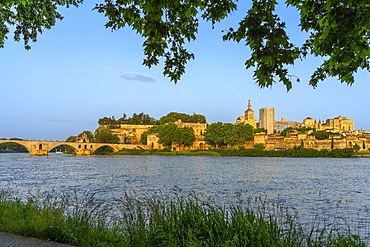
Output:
[{"left": 1, "top": 153, "right": 369, "bottom": 241}]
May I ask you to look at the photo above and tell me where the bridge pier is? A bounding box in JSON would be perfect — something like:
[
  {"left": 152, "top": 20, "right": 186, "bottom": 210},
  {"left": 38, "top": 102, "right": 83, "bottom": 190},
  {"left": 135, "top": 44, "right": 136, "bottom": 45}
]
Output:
[
  {"left": 75, "top": 149, "right": 91, "bottom": 155},
  {"left": 30, "top": 150, "right": 49, "bottom": 156}
]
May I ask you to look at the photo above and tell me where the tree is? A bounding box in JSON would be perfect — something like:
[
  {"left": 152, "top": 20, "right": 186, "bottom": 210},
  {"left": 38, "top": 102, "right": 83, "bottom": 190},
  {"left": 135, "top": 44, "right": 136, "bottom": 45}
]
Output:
[
  {"left": 253, "top": 143, "right": 265, "bottom": 151},
  {"left": 159, "top": 112, "right": 207, "bottom": 125},
  {"left": 204, "top": 122, "right": 225, "bottom": 148},
  {"left": 78, "top": 130, "right": 94, "bottom": 142},
  {"left": 234, "top": 124, "right": 255, "bottom": 144},
  {"left": 175, "top": 127, "right": 196, "bottom": 148},
  {"left": 0, "top": 0, "right": 82, "bottom": 49},
  {"left": 65, "top": 136, "right": 77, "bottom": 142},
  {"left": 95, "top": 0, "right": 370, "bottom": 90},
  {"left": 313, "top": 130, "right": 329, "bottom": 140},
  {"left": 140, "top": 131, "right": 147, "bottom": 145},
  {"left": 94, "top": 127, "right": 119, "bottom": 143},
  {"left": 157, "top": 123, "right": 178, "bottom": 148},
  {"left": 3, "top": 1, "right": 369, "bottom": 90}
]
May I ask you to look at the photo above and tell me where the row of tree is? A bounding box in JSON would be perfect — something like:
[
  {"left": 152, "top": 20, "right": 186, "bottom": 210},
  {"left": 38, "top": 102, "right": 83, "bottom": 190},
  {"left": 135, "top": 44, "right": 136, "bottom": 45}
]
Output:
[
  {"left": 280, "top": 127, "right": 336, "bottom": 140},
  {"left": 143, "top": 123, "right": 196, "bottom": 148},
  {"left": 98, "top": 112, "right": 207, "bottom": 127},
  {"left": 204, "top": 123, "right": 266, "bottom": 148},
  {"left": 98, "top": 113, "right": 158, "bottom": 126}
]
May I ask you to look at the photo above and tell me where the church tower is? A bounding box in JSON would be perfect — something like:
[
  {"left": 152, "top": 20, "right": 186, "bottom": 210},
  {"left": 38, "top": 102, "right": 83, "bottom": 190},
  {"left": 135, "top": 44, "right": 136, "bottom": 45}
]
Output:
[
  {"left": 244, "top": 99, "right": 255, "bottom": 121},
  {"left": 236, "top": 99, "right": 257, "bottom": 128}
]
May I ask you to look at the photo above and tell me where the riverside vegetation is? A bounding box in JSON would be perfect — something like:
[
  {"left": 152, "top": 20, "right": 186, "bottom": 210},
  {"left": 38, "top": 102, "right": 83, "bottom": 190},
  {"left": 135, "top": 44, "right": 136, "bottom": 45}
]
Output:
[
  {"left": 107, "top": 146, "right": 357, "bottom": 158},
  {"left": 0, "top": 189, "right": 366, "bottom": 246}
]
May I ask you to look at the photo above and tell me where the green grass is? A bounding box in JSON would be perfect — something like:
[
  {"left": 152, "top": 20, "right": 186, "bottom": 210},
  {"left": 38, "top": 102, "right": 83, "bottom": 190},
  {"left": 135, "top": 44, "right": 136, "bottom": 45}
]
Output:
[{"left": 0, "top": 189, "right": 366, "bottom": 246}]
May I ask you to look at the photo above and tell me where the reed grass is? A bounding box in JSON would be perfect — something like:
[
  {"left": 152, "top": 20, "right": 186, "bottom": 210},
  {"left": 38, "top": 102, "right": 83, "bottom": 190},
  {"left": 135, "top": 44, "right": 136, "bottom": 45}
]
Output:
[{"left": 0, "top": 189, "right": 366, "bottom": 246}]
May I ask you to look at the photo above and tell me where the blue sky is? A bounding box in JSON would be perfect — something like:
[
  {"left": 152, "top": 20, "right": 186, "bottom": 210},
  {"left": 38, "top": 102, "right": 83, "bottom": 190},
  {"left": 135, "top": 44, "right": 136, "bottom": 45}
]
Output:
[{"left": 1, "top": 2, "right": 369, "bottom": 141}]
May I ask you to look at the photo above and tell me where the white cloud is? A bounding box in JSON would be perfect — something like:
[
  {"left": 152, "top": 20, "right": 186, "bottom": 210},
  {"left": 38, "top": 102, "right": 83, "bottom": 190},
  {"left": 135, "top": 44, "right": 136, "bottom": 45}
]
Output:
[{"left": 120, "top": 72, "right": 155, "bottom": 82}]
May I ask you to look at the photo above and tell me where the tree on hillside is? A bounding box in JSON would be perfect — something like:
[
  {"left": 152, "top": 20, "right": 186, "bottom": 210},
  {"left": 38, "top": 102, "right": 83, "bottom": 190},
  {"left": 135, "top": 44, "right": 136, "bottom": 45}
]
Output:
[
  {"left": 78, "top": 130, "right": 94, "bottom": 142},
  {"left": 159, "top": 112, "right": 207, "bottom": 124},
  {"left": 313, "top": 130, "right": 330, "bottom": 140},
  {"left": 65, "top": 136, "right": 77, "bottom": 142},
  {"left": 94, "top": 127, "right": 119, "bottom": 143},
  {"left": 2, "top": 1, "right": 369, "bottom": 90},
  {"left": 99, "top": 113, "right": 158, "bottom": 126}
]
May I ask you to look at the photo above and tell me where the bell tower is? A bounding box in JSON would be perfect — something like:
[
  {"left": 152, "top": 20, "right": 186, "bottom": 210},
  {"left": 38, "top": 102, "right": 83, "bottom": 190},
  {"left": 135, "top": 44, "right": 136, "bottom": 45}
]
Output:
[{"left": 245, "top": 100, "right": 255, "bottom": 121}]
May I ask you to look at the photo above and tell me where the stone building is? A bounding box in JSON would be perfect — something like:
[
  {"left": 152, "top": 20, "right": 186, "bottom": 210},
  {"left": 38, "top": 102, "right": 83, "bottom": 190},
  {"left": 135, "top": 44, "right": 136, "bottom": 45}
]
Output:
[
  {"left": 318, "top": 116, "right": 354, "bottom": 132},
  {"left": 110, "top": 124, "right": 154, "bottom": 144},
  {"left": 253, "top": 132, "right": 370, "bottom": 151},
  {"left": 301, "top": 116, "right": 354, "bottom": 132},
  {"left": 259, "top": 107, "right": 275, "bottom": 134},
  {"left": 274, "top": 117, "right": 298, "bottom": 133},
  {"left": 109, "top": 120, "right": 207, "bottom": 150},
  {"left": 236, "top": 100, "right": 257, "bottom": 128},
  {"left": 302, "top": 117, "right": 315, "bottom": 128}
]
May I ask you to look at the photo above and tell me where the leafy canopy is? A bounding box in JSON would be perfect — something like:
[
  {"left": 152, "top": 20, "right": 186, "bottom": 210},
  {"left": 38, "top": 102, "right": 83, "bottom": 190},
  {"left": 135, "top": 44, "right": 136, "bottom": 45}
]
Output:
[{"left": 1, "top": 0, "right": 369, "bottom": 90}]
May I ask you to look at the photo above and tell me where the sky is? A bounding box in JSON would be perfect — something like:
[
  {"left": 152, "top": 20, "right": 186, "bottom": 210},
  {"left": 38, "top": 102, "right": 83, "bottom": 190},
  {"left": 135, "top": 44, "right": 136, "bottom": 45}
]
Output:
[{"left": 1, "top": 2, "right": 369, "bottom": 141}]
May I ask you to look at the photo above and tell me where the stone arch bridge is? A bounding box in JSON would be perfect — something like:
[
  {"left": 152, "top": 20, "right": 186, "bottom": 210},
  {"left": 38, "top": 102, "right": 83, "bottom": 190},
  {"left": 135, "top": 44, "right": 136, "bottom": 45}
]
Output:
[{"left": 0, "top": 139, "right": 148, "bottom": 156}]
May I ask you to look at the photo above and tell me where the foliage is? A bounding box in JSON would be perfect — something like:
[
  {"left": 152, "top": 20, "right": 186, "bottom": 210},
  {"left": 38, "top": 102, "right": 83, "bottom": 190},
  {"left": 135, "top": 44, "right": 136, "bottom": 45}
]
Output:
[
  {"left": 98, "top": 112, "right": 158, "bottom": 126},
  {"left": 253, "top": 143, "right": 265, "bottom": 151},
  {"left": 94, "top": 127, "right": 119, "bottom": 143},
  {"left": 147, "top": 123, "right": 196, "bottom": 148},
  {"left": 2, "top": 1, "right": 369, "bottom": 89},
  {"left": 205, "top": 122, "right": 255, "bottom": 147},
  {"left": 314, "top": 130, "right": 330, "bottom": 140},
  {"left": 65, "top": 135, "right": 77, "bottom": 142},
  {"left": 0, "top": 189, "right": 366, "bottom": 246},
  {"left": 281, "top": 126, "right": 314, "bottom": 136},
  {"left": 175, "top": 126, "right": 196, "bottom": 147},
  {"left": 0, "top": 0, "right": 82, "bottom": 49},
  {"left": 140, "top": 131, "right": 147, "bottom": 145},
  {"left": 0, "top": 141, "right": 27, "bottom": 153},
  {"left": 286, "top": 0, "right": 370, "bottom": 87},
  {"left": 255, "top": 127, "right": 267, "bottom": 134},
  {"left": 94, "top": 0, "right": 370, "bottom": 90},
  {"left": 159, "top": 112, "right": 206, "bottom": 124},
  {"left": 224, "top": 0, "right": 299, "bottom": 90},
  {"left": 77, "top": 130, "right": 94, "bottom": 142},
  {"left": 215, "top": 147, "right": 355, "bottom": 158},
  {"left": 353, "top": 144, "right": 361, "bottom": 153}
]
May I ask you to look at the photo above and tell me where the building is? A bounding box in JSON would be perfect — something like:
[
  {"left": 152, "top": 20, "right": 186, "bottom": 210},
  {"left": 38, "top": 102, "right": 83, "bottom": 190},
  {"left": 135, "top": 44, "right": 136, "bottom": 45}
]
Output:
[
  {"left": 110, "top": 124, "right": 154, "bottom": 144},
  {"left": 301, "top": 116, "right": 355, "bottom": 133},
  {"left": 319, "top": 116, "right": 354, "bottom": 132},
  {"left": 236, "top": 100, "right": 257, "bottom": 128},
  {"left": 259, "top": 107, "right": 275, "bottom": 134},
  {"left": 302, "top": 117, "right": 315, "bottom": 128},
  {"left": 274, "top": 117, "right": 297, "bottom": 133}
]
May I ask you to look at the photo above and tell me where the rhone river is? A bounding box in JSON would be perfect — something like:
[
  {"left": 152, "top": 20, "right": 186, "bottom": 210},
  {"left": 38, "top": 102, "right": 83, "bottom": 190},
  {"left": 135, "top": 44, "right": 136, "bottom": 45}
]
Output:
[{"left": 1, "top": 153, "right": 369, "bottom": 240}]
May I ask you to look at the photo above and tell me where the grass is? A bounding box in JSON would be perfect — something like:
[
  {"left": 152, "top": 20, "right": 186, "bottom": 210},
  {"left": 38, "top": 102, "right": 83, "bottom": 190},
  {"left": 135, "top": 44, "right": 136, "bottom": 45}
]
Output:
[{"left": 0, "top": 189, "right": 366, "bottom": 246}]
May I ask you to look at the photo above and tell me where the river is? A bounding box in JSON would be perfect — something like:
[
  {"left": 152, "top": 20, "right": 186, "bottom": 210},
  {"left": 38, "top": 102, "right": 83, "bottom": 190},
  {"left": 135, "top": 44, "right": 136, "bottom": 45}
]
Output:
[{"left": 0, "top": 153, "right": 369, "bottom": 241}]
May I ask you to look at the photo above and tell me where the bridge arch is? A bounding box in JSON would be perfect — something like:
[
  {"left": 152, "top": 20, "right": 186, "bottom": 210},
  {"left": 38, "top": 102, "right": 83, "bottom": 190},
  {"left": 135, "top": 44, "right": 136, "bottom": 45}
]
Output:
[
  {"left": 91, "top": 144, "right": 120, "bottom": 154},
  {"left": 47, "top": 143, "right": 79, "bottom": 154},
  {"left": 0, "top": 140, "right": 31, "bottom": 154}
]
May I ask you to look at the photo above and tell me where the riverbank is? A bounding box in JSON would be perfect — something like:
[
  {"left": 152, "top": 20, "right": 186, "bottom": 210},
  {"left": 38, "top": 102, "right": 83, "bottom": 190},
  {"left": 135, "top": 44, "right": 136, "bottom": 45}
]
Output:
[
  {"left": 0, "top": 189, "right": 366, "bottom": 246},
  {"left": 108, "top": 147, "right": 357, "bottom": 158}
]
